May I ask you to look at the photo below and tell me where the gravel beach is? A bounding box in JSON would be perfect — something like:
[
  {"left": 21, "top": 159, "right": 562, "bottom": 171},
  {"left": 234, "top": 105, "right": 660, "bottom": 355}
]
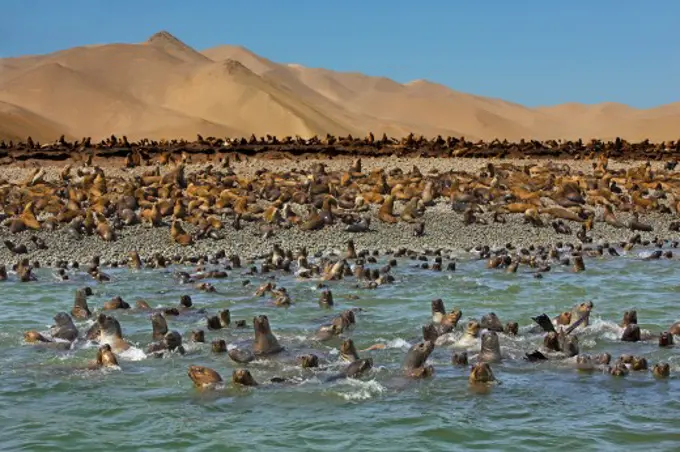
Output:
[{"left": 0, "top": 156, "right": 676, "bottom": 266}]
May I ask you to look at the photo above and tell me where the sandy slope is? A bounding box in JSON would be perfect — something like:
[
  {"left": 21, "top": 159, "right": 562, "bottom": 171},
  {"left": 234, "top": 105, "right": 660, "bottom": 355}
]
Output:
[{"left": 0, "top": 31, "right": 678, "bottom": 142}]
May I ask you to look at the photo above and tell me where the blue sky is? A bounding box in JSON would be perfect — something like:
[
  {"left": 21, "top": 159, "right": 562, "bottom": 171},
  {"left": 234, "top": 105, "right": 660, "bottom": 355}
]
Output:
[{"left": 1, "top": 1, "right": 677, "bottom": 108}]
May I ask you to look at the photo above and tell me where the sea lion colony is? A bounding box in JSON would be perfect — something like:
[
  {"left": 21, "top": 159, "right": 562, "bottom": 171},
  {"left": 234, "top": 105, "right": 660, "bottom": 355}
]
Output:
[
  {"left": 1, "top": 148, "right": 679, "bottom": 262},
  {"left": 11, "top": 240, "right": 679, "bottom": 389},
  {"left": 2, "top": 134, "right": 680, "bottom": 163}
]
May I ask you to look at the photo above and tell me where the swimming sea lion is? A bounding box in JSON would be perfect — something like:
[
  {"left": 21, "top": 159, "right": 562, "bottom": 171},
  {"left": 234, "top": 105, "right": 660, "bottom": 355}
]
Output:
[
  {"left": 630, "top": 356, "right": 648, "bottom": 371},
  {"left": 452, "top": 351, "right": 469, "bottom": 366},
  {"left": 479, "top": 330, "right": 502, "bottom": 362},
  {"left": 504, "top": 322, "right": 519, "bottom": 336},
  {"left": 652, "top": 362, "right": 670, "bottom": 378},
  {"left": 89, "top": 344, "right": 119, "bottom": 369},
  {"left": 50, "top": 312, "right": 78, "bottom": 342},
  {"left": 319, "top": 289, "right": 334, "bottom": 308},
  {"left": 480, "top": 313, "right": 504, "bottom": 332},
  {"left": 151, "top": 312, "right": 168, "bottom": 340},
  {"left": 469, "top": 362, "right": 495, "bottom": 383},
  {"left": 71, "top": 288, "right": 92, "bottom": 319},
  {"left": 659, "top": 331, "right": 674, "bottom": 347},
  {"left": 148, "top": 331, "right": 185, "bottom": 356},
  {"left": 233, "top": 368, "right": 259, "bottom": 387},
  {"left": 402, "top": 340, "right": 435, "bottom": 378},
  {"left": 621, "top": 324, "right": 641, "bottom": 342},
  {"left": 464, "top": 320, "right": 481, "bottom": 339},
  {"left": 187, "top": 365, "right": 223, "bottom": 388},
  {"left": 212, "top": 339, "right": 227, "bottom": 354},
  {"left": 609, "top": 363, "right": 629, "bottom": 377},
  {"left": 431, "top": 299, "right": 446, "bottom": 323},
  {"left": 89, "top": 313, "right": 130, "bottom": 352},
  {"left": 190, "top": 330, "right": 205, "bottom": 342},
  {"left": 297, "top": 354, "right": 320, "bottom": 369},
  {"left": 253, "top": 315, "right": 283, "bottom": 355},
  {"left": 340, "top": 338, "right": 360, "bottom": 362},
  {"left": 103, "top": 296, "right": 130, "bottom": 310},
  {"left": 316, "top": 310, "right": 355, "bottom": 341},
  {"left": 621, "top": 310, "right": 638, "bottom": 327},
  {"left": 206, "top": 310, "right": 231, "bottom": 330},
  {"left": 669, "top": 321, "right": 680, "bottom": 335},
  {"left": 325, "top": 358, "right": 374, "bottom": 382}
]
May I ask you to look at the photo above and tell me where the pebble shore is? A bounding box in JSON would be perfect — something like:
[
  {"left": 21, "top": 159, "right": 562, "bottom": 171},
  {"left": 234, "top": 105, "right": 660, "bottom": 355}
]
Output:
[{"left": 0, "top": 157, "right": 676, "bottom": 266}]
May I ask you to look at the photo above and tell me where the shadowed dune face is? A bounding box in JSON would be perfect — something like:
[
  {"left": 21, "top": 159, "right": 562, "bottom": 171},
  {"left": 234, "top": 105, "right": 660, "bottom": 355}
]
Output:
[{"left": 0, "top": 30, "right": 679, "bottom": 142}]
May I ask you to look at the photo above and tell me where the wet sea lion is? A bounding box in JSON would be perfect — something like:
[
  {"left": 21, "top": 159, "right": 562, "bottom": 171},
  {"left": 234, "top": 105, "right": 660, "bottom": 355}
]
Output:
[
  {"left": 212, "top": 339, "right": 227, "bottom": 354},
  {"left": 325, "top": 358, "right": 374, "bottom": 382},
  {"left": 233, "top": 368, "right": 259, "bottom": 387},
  {"left": 87, "top": 313, "right": 130, "bottom": 352},
  {"left": 630, "top": 356, "right": 648, "bottom": 371},
  {"left": 50, "top": 312, "right": 78, "bottom": 342},
  {"left": 253, "top": 315, "right": 283, "bottom": 355},
  {"left": 151, "top": 312, "right": 168, "bottom": 340},
  {"left": 71, "top": 288, "right": 92, "bottom": 319},
  {"left": 659, "top": 331, "right": 674, "bottom": 347},
  {"left": 206, "top": 310, "right": 231, "bottom": 330},
  {"left": 340, "top": 338, "right": 360, "bottom": 362},
  {"left": 89, "top": 344, "right": 119, "bottom": 369},
  {"left": 464, "top": 320, "right": 481, "bottom": 339},
  {"left": 621, "top": 310, "right": 638, "bottom": 327},
  {"left": 431, "top": 299, "right": 446, "bottom": 323},
  {"left": 479, "top": 330, "right": 502, "bottom": 362},
  {"left": 316, "top": 310, "right": 355, "bottom": 341},
  {"left": 297, "top": 354, "right": 320, "bottom": 369},
  {"left": 652, "top": 362, "right": 670, "bottom": 378},
  {"left": 103, "top": 296, "right": 130, "bottom": 310},
  {"left": 609, "top": 363, "right": 629, "bottom": 377},
  {"left": 402, "top": 340, "right": 435, "bottom": 378},
  {"left": 147, "top": 331, "right": 185, "bottom": 356},
  {"left": 504, "top": 322, "right": 519, "bottom": 336},
  {"left": 480, "top": 313, "right": 504, "bottom": 332},
  {"left": 187, "top": 365, "right": 223, "bottom": 388},
  {"left": 669, "top": 321, "right": 680, "bottom": 335},
  {"left": 452, "top": 351, "right": 469, "bottom": 366},
  {"left": 190, "top": 330, "right": 205, "bottom": 342},
  {"left": 621, "top": 324, "right": 641, "bottom": 342},
  {"left": 469, "top": 362, "right": 495, "bottom": 383},
  {"left": 319, "top": 289, "right": 334, "bottom": 308}
]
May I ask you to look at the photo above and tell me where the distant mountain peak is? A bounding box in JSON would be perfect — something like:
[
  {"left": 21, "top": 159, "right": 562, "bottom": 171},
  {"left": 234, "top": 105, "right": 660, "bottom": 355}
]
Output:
[{"left": 145, "top": 30, "right": 210, "bottom": 62}]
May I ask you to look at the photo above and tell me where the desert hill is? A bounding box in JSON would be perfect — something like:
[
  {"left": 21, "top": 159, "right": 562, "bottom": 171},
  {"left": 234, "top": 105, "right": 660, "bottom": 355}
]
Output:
[{"left": 0, "top": 31, "right": 678, "bottom": 143}]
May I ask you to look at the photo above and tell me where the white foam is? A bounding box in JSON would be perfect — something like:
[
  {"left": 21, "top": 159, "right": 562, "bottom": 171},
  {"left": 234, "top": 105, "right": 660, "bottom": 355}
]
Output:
[
  {"left": 336, "top": 378, "right": 386, "bottom": 401},
  {"left": 118, "top": 346, "right": 147, "bottom": 361}
]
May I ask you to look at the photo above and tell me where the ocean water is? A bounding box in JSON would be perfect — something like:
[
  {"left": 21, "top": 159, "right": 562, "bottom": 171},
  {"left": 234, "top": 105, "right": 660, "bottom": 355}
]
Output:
[{"left": 2, "top": 251, "right": 680, "bottom": 451}]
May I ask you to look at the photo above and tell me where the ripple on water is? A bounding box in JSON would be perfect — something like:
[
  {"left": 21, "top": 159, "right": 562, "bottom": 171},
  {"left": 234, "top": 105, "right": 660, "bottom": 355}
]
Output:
[{"left": 2, "top": 258, "right": 680, "bottom": 449}]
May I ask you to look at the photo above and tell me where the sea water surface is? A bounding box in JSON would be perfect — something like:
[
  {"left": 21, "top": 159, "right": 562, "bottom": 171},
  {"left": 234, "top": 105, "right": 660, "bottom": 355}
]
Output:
[{"left": 1, "top": 251, "right": 680, "bottom": 451}]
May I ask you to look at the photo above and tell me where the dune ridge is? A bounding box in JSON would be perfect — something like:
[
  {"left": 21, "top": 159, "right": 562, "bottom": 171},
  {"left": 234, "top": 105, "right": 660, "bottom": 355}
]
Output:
[{"left": 0, "top": 31, "right": 678, "bottom": 142}]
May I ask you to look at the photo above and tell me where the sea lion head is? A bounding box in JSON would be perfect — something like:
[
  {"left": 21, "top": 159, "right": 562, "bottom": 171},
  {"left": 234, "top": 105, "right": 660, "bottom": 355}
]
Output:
[
  {"left": 595, "top": 352, "right": 611, "bottom": 365},
  {"left": 465, "top": 319, "right": 481, "bottom": 338},
  {"left": 480, "top": 330, "right": 502, "bottom": 361},
  {"left": 218, "top": 309, "right": 231, "bottom": 327},
  {"left": 480, "top": 312, "right": 504, "bottom": 332},
  {"left": 103, "top": 296, "right": 130, "bottom": 310},
  {"left": 232, "top": 368, "right": 258, "bottom": 387},
  {"left": 164, "top": 331, "right": 183, "bottom": 352},
  {"left": 652, "top": 362, "right": 670, "bottom": 378},
  {"left": 403, "top": 340, "right": 434, "bottom": 370},
  {"left": 618, "top": 354, "right": 634, "bottom": 364},
  {"left": 180, "top": 295, "right": 193, "bottom": 308},
  {"left": 556, "top": 311, "right": 572, "bottom": 326},
  {"left": 319, "top": 289, "right": 333, "bottom": 307},
  {"left": 51, "top": 312, "right": 78, "bottom": 341},
  {"left": 340, "top": 338, "right": 360, "bottom": 361},
  {"left": 98, "top": 344, "right": 118, "bottom": 367},
  {"left": 253, "top": 315, "right": 282, "bottom": 355},
  {"left": 469, "top": 362, "right": 495, "bottom": 383},
  {"left": 151, "top": 312, "right": 168, "bottom": 340},
  {"left": 297, "top": 354, "right": 319, "bottom": 369},
  {"left": 422, "top": 323, "right": 439, "bottom": 342},
  {"left": 609, "top": 363, "right": 629, "bottom": 377},
  {"left": 631, "top": 356, "right": 648, "bottom": 371},
  {"left": 659, "top": 331, "right": 674, "bottom": 347},
  {"left": 211, "top": 339, "right": 226, "bottom": 353},
  {"left": 621, "top": 324, "right": 641, "bottom": 342},
  {"left": 72, "top": 288, "right": 92, "bottom": 319},
  {"left": 431, "top": 299, "right": 445, "bottom": 321},
  {"left": 253, "top": 315, "right": 272, "bottom": 335},
  {"left": 451, "top": 351, "right": 468, "bottom": 366},
  {"left": 188, "top": 365, "right": 223, "bottom": 387},
  {"left": 24, "top": 330, "right": 49, "bottom": 343},
  {"left": 576, "top": 354, "right": 593, "bottom": 370},
  {"left": 345, "top": 358, "right": 373, "bottom": 378},
  {"left": 544, "top": 332, "right": 560, "bottom": 352},
  {"left": 622, "top": 310, "right": 638, "bottom": 327},
  {"left": 135, "top": 300, "right": 152, "bottom": 310},
  {"left": 443, "top": 309, "right": 462, "bottom": 327},
  {"left": 504, "top": 321, "right": 519, "bottom": 336},
  {"left": 190, "top": 330, "right": 205, "bottom": 342},
  {"left": 98, "top": 314, "right": 123, "bottom": 340}
]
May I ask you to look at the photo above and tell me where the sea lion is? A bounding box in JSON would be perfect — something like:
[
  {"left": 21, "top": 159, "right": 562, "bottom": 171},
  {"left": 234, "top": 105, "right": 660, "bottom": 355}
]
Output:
[
  {"left": 71, "top": 288, "right": 92, "bottom": 319},
  {"left": 554, "top": 311, "right": 572, "bottom": 327},
  {"left": 50, "top": 312, "right": 79, "bottom": 342},
  {"left": 206, "top": 310, "right": 231, "bottom": 330},
  {"left": 669, "top": 321, "right": 680, "bottom": 335},
  {"left": 88, "top": 313, "right": 130, "bottom": 352},
  {"left": 464, "top": 320, "right": 481, "bottom": 339},
  {"left": 575, "top": 354, "right": 596, "bottom": 371},
  {"left": 431, "top": 299, "right": 446, "bottom": 323},
  {"left": 630, "top": 356, "right": 648, "bottom": 371},
  {"left": 480, "top": 313, "right": 504, "bottom": 332},
  {"left": 233, "top": 368, "right": 259, "bottom": 387},
  {"left": 402, "top": 340, "right": 435, "bottom": 378},
  {"left": 24, "top": 330, "right": 51, "bottom": 343},
  {"left": 316, "top": 310, "right": 355, "bottom": 341},
  {"left": 479, "top": 330, "right": 502, "bottom": 362},
  {"left": 252, "top": 315, "right": 283, "bottom": 355},
  {"left": 297, "top": 354, "right": 320, "bottom": 369},
  {"left": 469, "top": 362, "right": 495, "bottom": 384},
  {"left": 147, "top": 331, "right": 185, "bottom": 356},
  {"left": 621, "top": 324, "right": 641, "bottom": 342},
  {"left": 340, "top": 338, "right": 360, "bottom": 362},
  {"left": 187, "top": 365, "right": 223, "bottom": 388},
  {"left": 319, "top": 289, "right": 334, "bottom": 308},
  {"left": 151, "top": 312, "right": 168, "bottom": 340},
  {"left": 325, "top": 358, "right": 374, "bottom": 382},
  {"left": 609, "top": 363, "right": 629, "bottom": 377},
  {"left": 659, "top": 331, "right": 674, "bottom": 347},
  {"left": 103, "top": 296, "right": 130, "bottom": 310},
  {"left": 452, "top": 351, "right": 469, "bottom": 366},
  {"left": 621, "top": 310, "right": 638, "bottom": 327},
  {"left": 190, "top": 330, "right": 205, "bottom": 342},
  {"left": 504, "top": 322, "right": 519, "bottom": 336},
  {"left": 212, "top": 339, "right": 227, "bottom": 354},
  {"left": 93, "top": 344, "right": 119, "bottom": 369},
  {"left": 652, "top": 362, "right": 670, "bottom": 378}
]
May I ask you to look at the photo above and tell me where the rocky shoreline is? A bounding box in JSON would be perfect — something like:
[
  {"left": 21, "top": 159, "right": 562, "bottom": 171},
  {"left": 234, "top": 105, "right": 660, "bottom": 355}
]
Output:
[{"left": 1, "top": 156, "right": 678, "bottom": 267}]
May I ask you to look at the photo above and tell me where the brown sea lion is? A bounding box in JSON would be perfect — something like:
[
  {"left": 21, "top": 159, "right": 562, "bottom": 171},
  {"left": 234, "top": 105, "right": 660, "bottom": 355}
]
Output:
[
  {"left": 609, "top": 363, "right": 629, "bottom": 377},
  {"left": 621, "top": 310, "right": 638, "bottom": 327},
  {"left": 103, "top": 296, "right": 130, "bottom": 310},
  {"left": 233, "top": 369, "right": 259, "bottom": 387},
  {"left": 187, "top": 365, "right": 223, "bottom": 387},
  {"left": 316, "top": 310, "right": 356, "bottom": 341},
  {"left": 325, "top": 358, "right": 374, "bottom": 382},
  {"left": 402, "top": 340, "right": 435, "bottom": 378},
  {"left": 147, "top": 331, "right": 185, "bottom": 356},
  {"left": 669, "top": 321, "right": 680, "bottom": 335},
  {"left": 480, "top": 312, "right": 504, "bottom": 332},
  {"left": 319, "top": 289, "right": 334, "bottom": 308},
  {"left": 504, "top": 322, "right": 519, "bottom": 336},
  {"left": 190, "top": 330, "right": 205, "bottom": 342},
  {"left": 659, "top": 331, "right": 674, "bottom": 347},
  {"left": 652, "top": 362, "right": 670, "bottom": 378},
  {"left": 297, "top": 354, "right": 320, "bottom": 369},
  {"left": 206, "top": 310, "right": 231, "bottom": 330},
  {"left": 431, "top": 299, "right": 446, "bottom": 323},
  {"left": 95, "top": 344, "right": 119, "bottom": 368},
  {"left": 630, "top": 356, "right": 648, "bottom": 371},
  {"left": 479, "top": 330, "right": 502, "bottom": 362},
  {"left": 469, "top": 362, "right": 496, "bottom": 383},
  {"left": 340, "top": 338, "right": 360, "bottom": 362},
  {"left": 253, "top": 315, "right": 283, "bottom": 355},
  {"left": 151, "top": 312, "right": 168, "bottom": 340},
  {"left": 464, "top": 320, "right": 481, "bottom": 339},
  {"left": 71, "top": 288, "right": 92, "bottom": 319},
  {"left": 212, "top": 339, "right": 227, "bottom": 354},
  {"left": 50, "top": 312, "right": 79, "bottom": 342},
  {"left": 451, "top": 351, "right": 469, "bottom": 366},
  {"left": 621, "top": 324, "right": 641, "bottom": 342},
  {"left": 88, "top": 313, "right": 130, "bottom": 352}
]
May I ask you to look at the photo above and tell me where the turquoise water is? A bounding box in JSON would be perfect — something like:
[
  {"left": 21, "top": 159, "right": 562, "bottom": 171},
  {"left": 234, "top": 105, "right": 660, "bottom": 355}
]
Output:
[{"left": 2, "top": 251, "right": 680, "bottom": 451}]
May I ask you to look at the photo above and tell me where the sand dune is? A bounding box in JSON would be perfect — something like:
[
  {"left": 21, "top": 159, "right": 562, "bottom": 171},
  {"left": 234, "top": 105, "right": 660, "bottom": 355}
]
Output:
[{"left": 0, "top": 30, "right": 678, "bottom": 142}]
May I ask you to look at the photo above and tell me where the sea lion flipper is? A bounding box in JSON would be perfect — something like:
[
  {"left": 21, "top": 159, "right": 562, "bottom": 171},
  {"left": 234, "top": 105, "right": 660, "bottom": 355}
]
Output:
[
  {"left": 532, "top": 314, "right": 556, "bottom": 333},
  {"left": 564, "top": 312, "right": 590, "bottom": 335}
]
